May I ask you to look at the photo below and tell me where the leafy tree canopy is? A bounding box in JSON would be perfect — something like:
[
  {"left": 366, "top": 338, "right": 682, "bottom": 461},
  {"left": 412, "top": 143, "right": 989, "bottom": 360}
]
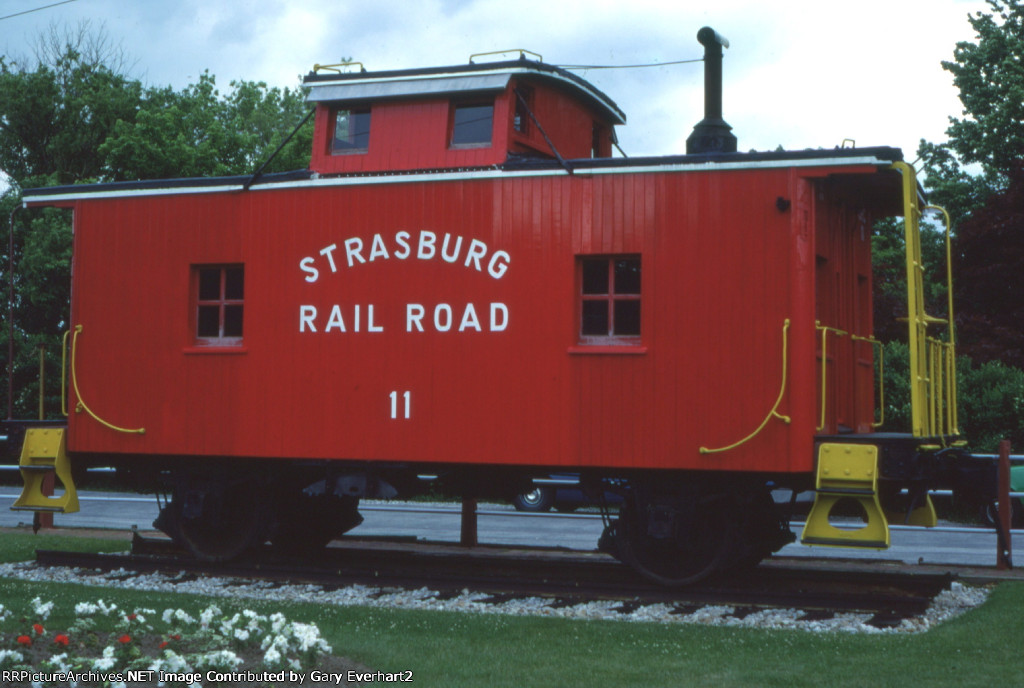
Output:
[
  {"left": 877, "top": 1, "right": 1024, "bottom": 347},
  {"left": 953, "top": 163, "right": 1024, "bottom": 367},
  {"left": 918, "top": 0, "right": 1024, "bottom": 214}
]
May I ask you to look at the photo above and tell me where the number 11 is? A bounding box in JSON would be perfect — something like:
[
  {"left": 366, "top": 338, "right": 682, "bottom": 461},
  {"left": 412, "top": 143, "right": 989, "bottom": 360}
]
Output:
[{"left": 389, "top": 390, "right": 411, "bottom": 419}]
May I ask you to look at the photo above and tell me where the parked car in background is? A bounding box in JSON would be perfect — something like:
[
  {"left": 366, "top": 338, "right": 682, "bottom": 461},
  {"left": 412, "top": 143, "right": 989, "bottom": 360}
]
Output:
[
  {"left": 951, "top": 460, "right": 1024, "bottom": 528},
  {"left": 512, "top": 475, "right": 622, "bottom": 512}
]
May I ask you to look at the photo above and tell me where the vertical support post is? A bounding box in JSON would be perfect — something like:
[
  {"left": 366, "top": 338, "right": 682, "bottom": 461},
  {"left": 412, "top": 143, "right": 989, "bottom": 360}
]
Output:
[
  {"left": 8, "top": 206, "right": 19, "bottom": 421},
  {"left": 38, "top": 345, "right": 45, "bottom": 420},
  {"left": 996, "top": 440, "right": 1013, "bottom": 570},
  {"left": 38, "top": 344, "right": 54, "bottom": 530},
  {"left": 460, "top": 495, "right": 478, "bottom": 547}
]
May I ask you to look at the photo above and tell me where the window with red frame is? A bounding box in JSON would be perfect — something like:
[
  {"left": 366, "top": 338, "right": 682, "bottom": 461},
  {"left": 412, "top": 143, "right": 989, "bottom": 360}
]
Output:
[
  {"left": 194, "top": 265, "right": 244, "bottom": 345},
  {"left": 579, "top": 256, "right": 641, "bottom": 343}
]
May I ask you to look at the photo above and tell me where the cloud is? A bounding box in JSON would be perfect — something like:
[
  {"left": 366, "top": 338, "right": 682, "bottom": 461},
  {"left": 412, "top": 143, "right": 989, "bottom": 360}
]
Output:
[{"left": 0, "top": 0, "right": 991, "bottom": 160}]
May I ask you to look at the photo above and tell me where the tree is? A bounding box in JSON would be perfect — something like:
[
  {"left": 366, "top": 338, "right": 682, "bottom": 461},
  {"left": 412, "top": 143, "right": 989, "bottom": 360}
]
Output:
[
  {"left": 944, "top": 0, "right": 1024, "bottom": 179},
  {"left": 918, "top": 0, "right": 1024, "bottom": 213},
  {"left": 907, "top": 0, "right": 1024, "bottom": 368},
  {"left": 0, "top": 44, "right": 143, "bottom": 188},
  {"left": 953, "top": 163, "right": 1024, "bottom": 367},
  {"left": 99, "top": 74, "right": 311, "bottom": 180}
]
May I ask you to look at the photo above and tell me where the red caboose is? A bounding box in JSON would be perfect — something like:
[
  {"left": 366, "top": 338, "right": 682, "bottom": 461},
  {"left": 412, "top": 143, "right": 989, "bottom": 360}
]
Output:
[{"left": 13, "top": 33, "right": 960, "bottom": 583}]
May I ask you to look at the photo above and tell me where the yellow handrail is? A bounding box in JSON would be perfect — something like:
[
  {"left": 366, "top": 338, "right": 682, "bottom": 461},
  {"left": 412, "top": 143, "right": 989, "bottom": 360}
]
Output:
[
  {"left": 312, "top": 61, "right": 364, "bottom": 74},
  {"left": 61, "top": 329, "right": 69, "bottom": 417},
  {"left": 851, "top": 334, "right": 884, "bottom": 428},
  {"left": 815, "top": 322, "right": 847, "bottom": 431},
  {"left": 69, "top": 325, "right": 145, "bottom": 435},
  {"left": 925, "top": 204, "right": 956, "bottom": 352},
  {"left": 700, "top": 319, "right": 791, "bottom": 455},
  {"left": 925, "top": 204, "right": 959, "bottom": 439}
]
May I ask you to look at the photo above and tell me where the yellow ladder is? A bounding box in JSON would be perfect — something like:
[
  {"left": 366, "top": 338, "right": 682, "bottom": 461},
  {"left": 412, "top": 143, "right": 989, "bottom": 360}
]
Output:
[{"left": 11, "top": 427, "right": 80, "bottom": 513}]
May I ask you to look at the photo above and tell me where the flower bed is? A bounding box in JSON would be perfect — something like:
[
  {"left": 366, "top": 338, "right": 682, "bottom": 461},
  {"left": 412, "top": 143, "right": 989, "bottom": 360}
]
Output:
[{"left": 0, "top": 596, "right": 356, "bottom": 687}]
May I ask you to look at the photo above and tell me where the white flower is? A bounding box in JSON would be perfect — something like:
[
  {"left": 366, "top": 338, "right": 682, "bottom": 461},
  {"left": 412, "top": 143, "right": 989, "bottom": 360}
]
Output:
[
  {"left": 75, "top": 601, "right": 100, "bottom": 616},
  {"left": 93, "top": 647, "right": 117, "bottom": 672},
  {"left": 30, "top": 596, "right": 54, "bottom": 620},
  {"left": 199, "top": 604, "right": 222, "bottom": 627},
  {"left": 194, "top": 649, "right": 244, "bottom": 672},
  {"left": 158, "top": 649, "right": 193, "bottom": 674},
  {"left": 0, "top": 649, "right": 25, "bottom": 666},
  {"left": 163, "top": 608, "right": 196, "bottom": 625},
  {"left": 44, "top": 652, "right": 72, "bottom": 673}
]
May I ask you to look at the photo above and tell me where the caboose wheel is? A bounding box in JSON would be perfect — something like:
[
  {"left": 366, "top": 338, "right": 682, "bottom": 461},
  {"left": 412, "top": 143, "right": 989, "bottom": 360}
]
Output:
[
  {"left": 614, "top": 488, "right": 733, "bottom": 586},
  {"left": 167, "top": 478, "right": 270, "bottom": 562}
]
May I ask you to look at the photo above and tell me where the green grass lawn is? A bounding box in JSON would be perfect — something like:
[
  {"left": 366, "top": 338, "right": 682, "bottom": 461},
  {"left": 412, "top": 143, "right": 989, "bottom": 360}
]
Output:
[{"left": 1, "top": 531, "right": 1021, "bottom": 687}]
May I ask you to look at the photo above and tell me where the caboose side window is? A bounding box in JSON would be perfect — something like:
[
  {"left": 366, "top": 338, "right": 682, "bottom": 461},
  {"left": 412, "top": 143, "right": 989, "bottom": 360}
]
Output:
[
  {"left": 332, "top": 108, "right": 371, "bottom": 154},
  {"left": 193, "top": 265, "right": 244, "bottom": 346},
  {"left": 450, "top": 102, "right": 493, "bottom": 147},
  {"left": 578, "top": 256, "right": 641, "bottom": 343}
]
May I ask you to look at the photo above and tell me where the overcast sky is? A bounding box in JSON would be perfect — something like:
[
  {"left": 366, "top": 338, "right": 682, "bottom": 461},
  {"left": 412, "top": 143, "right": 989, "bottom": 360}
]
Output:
[{"left": 0, "top": 0, "right": 993, "bottom": 163}]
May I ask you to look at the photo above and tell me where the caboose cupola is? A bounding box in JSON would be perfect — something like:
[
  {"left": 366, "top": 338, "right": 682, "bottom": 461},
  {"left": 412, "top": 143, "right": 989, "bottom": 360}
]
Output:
[{"left": 303, "top": 55, "right": 626, "bottom": 175}]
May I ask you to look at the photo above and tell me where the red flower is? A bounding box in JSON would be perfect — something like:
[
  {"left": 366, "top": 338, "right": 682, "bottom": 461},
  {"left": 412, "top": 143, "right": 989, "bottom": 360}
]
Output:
[
  {"left": 33, "top": 623, "right": 44, "bottom": 635},
  {"left": 159, "top": 640, "right": 169, "bottom": 649},
  {"left": 54, "top": 634, "right": 70, "bottom": 646},
  {"left": 126, "top": 613, "right": 137, "bottom": 621},
  {"left": 171, "top": 634, "right": 182, "bottom": 641},
  {"left": 16, "top": 635, "right": 32, "bottom": 646},
  {"left": 119, "top": 634, "right": 132, "bottom": 644}
]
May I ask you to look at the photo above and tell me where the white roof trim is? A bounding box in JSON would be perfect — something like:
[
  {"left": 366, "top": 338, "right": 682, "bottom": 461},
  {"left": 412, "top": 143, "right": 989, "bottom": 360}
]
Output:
[
  {"left": 22, "top": 154, "right": 893, "bottom": 204},
  {"left": 306, "top": 74, "right": 511, "bottom": 103}
]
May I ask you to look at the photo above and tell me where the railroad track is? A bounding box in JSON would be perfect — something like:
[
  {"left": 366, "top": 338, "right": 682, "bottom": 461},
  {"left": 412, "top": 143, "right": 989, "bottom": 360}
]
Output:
[{"left": 33, "top": 535, "right": 953, "bottom": 628}]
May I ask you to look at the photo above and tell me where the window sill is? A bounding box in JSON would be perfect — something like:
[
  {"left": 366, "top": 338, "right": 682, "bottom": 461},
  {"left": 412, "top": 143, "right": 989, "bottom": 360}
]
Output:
[
  {"left": 567, "top": 345, "right": 648, "bottom": 356},
  {"left": 183, "top": 346, "right": 249, "bottom": 355}
]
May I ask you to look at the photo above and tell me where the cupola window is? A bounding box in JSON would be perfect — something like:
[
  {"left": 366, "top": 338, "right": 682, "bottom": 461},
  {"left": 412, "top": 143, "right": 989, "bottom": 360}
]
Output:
[
  {"left": 332, "top": 108, "right": 371, "bottom": 154},
  {"left": 450, "top": 102, "right": 493, "bottom": 147}
]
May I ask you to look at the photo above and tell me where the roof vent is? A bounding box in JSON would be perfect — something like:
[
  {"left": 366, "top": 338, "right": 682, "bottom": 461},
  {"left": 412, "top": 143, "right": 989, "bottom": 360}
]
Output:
[{"left": 686, "top": 27, "right": 737, "bottom": 155}]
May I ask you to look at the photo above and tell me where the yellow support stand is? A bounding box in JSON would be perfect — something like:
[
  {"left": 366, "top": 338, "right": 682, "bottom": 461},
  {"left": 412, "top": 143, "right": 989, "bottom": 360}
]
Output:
[
  {"left": 885, "top": 495, "right": 938, "bottom": 528},
  {"left": 11, "top": 428, "right": 80, "bottom": 513},
  {"left": 801, "top": 443, "right": 889, "bottom": 549}
]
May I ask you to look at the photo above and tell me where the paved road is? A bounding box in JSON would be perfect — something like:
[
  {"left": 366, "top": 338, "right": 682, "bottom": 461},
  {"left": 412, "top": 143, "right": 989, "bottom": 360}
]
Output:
[{"left": 0, "top": 489, "right": 1017, "bottom": 569}]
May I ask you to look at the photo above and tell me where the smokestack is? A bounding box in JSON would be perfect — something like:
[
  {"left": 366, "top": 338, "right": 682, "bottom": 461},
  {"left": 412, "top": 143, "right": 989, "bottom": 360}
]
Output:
[{"left": 686, "top": 26, "right": 737, "bottom": 155}]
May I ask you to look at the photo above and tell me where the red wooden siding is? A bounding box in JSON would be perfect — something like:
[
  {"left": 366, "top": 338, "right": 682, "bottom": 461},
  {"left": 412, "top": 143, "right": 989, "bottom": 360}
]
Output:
[{"left": 63, "top": 164, "right": 885, "bottom": 475}]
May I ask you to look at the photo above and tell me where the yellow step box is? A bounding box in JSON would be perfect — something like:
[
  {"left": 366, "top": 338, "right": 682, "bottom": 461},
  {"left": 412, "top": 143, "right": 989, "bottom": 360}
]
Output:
[
  {"left": 801, "top": 442, "right": 889, "bottom": 549},
  {"left": 11, "top": 427, "right": 80, "bottom": 513}
]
